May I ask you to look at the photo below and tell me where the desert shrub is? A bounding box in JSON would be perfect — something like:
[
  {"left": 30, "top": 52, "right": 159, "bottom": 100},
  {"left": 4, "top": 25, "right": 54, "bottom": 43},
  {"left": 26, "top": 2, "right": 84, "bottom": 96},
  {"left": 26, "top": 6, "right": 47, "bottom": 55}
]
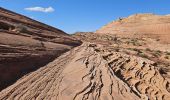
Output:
[
  {"left": 114, "top": 48, "right": 120, "bottom": 52},
  {"left": 156, "top": 39, "right": 160, "bottom": 41},
  {"left": 132, "top": 48, "right": 138, "bottom": 51},
  {"left": 165, "top": 52, "right": 170, "bottom": 55},
  {"left": 152, "top": 50, "right": 162, "bottom": 58},
  {"left": 165, "top": 56, "right": 169, "bottom": 59},
  {"left": 139, "top": 53, "right": 148, "bottom": 58},
  {"left": 152, "top": 53, "right": 159, "bottom": 58},
  {"left": 129, "top": 39, "right": 142, "bottom": 46},
  {"left": 156, "top": 50, "right": 162, "bottom": 53},
  {"left": 155, "top": 50, "right": 162, "bottom": 56},
  {"left": 0, "top": 22, "right": 11, "bottom": 30},
  {"left": 146, "top": 48, "right": 152, "bottom": 52},
  {"left": 132, "top": 48, "right": 142, "bottom": 54},
  {"left": 130, "top": 40, "right": 137, "bottom": 46},
  {"left": 15, "top": 24, "right": 28, "bottom": 33}
]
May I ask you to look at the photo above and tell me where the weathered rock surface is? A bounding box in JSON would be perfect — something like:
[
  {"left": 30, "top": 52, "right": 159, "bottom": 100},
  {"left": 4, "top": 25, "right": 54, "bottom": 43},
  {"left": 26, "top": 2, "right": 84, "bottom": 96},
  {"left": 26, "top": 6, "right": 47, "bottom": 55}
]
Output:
[
  {"left": 1, "top": 8, "right": 170, "bottom": 100},
  {"left": 96, "top": 13, "right": 170, "bottom": 43},
  {"left": 0, "top": 7, "right": 82, "bottom": 90},
  {"left": 0, "top": 43, "right": 169, "bottom": 100}
]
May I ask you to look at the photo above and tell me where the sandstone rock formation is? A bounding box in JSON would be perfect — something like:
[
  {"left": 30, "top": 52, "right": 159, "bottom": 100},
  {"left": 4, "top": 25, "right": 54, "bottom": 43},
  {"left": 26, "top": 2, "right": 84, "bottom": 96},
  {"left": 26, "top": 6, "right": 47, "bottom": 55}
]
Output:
[
  {"left": 1, "top": 7, "right": 170, "bottom": 100},
  {"left": 96, "top": 13, "right": 170, "bottom": 43},
  {"left": 0, "top": 43, "right": 170, "bottom": 100},
  {"left": 0, "top": 7, "right": 82, "bottom": 91}
]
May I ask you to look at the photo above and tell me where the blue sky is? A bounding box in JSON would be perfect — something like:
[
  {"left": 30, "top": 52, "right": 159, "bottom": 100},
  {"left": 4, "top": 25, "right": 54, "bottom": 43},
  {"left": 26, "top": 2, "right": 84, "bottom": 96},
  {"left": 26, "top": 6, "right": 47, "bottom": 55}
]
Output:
[{"left": 0, "top": 0, "right": 170, "bottom": 33}]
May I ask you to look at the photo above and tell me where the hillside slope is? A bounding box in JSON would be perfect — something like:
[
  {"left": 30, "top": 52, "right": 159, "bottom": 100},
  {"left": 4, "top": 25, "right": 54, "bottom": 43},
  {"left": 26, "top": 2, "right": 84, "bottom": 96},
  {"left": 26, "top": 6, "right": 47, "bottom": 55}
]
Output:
[
  {"left": 96, "top": 13, "right": 170, "bottom": 43},
  {"left": 0, "top": 7, "right": 82, "bottom": 90}
]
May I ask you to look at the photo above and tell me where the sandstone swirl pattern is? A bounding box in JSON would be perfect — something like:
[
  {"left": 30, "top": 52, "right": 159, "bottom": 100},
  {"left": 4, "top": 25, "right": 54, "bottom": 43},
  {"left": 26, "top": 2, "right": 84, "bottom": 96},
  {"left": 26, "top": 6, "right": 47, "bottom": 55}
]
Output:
[{"left": 0, "top": 43, "right": 169, "bottom": 100}]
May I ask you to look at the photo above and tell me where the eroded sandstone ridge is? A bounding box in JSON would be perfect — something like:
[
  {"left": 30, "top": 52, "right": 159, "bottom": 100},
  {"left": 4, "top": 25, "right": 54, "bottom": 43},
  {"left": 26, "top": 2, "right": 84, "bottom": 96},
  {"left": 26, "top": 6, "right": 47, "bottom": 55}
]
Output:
[
  {"left": 0, "top": 7, "right": 81, "bottom": 90},
  {"left": 96, "top": 14, "right": 170, "bottom": 43},
  {"left": 0, "top": 43, "right": 170, "bottom": 100},
  {"left": 1, "top": 7, "right": 170, "bottom": 100}
]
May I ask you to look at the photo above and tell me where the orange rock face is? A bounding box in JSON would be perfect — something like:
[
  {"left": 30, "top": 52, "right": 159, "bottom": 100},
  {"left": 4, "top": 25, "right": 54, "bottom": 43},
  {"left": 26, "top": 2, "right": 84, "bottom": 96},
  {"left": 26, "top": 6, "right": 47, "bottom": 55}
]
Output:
[
  {"left": 96, "top": 13, "right": 170, "bottom": 43},
  {"left": 0, "top": 7, "right": 82, "bottom": 90}
]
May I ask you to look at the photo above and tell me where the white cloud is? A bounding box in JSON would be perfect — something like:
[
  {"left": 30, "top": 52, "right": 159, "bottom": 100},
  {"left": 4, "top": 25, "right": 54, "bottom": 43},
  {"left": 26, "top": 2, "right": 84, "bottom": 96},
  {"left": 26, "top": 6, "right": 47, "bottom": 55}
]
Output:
[{"left": 24, "top": 6, "right": 55, "bottom": 13}]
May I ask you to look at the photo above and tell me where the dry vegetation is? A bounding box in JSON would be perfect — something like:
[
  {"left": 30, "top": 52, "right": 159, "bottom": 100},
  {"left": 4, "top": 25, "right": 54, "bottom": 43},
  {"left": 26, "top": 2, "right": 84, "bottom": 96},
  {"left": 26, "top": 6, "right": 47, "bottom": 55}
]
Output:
[{"left": 73, "top": 32, "right": 170, "bottom": 82}]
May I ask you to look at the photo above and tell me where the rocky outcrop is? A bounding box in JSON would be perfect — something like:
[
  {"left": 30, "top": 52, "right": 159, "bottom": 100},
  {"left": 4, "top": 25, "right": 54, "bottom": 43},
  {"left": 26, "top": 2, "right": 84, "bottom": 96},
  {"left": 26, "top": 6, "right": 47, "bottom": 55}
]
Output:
[
  {"left": 96, "top": 13, "right": 170, "bottom": 43},
  {"left": 1, "top": 7, "right": 170, "bottom": 100},
  {"left": 0, "top": 43, "right": 169, "bottom": 100},
  {"left": 0, "top": 7, "right": 82, "bottom": 90}
]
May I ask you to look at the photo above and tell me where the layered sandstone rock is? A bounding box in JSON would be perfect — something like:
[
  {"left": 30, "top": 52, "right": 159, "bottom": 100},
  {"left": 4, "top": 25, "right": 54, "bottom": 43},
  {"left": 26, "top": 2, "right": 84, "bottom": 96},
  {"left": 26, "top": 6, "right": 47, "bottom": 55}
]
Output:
[
  {"left": 0, "top": 7, "right": 82, "bottom": 90},
  {"left": 0, "top": 43, "right": 169, "bottom": 100},
  {"left": 1, "top": 7, "right": 170, "bottom": 100}
]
